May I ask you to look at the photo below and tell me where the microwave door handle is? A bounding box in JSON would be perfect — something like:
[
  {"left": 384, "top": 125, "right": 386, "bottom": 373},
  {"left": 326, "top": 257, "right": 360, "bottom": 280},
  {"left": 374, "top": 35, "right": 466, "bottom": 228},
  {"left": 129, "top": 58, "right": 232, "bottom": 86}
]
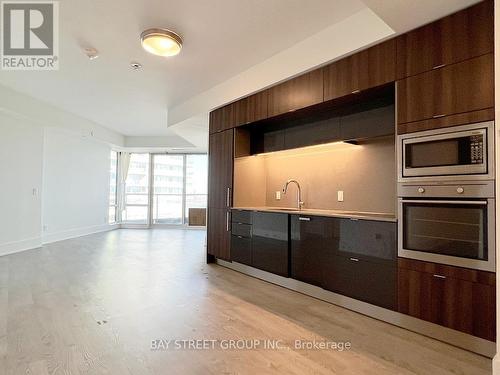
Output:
[{"left": 401, "top": 200, "right": 487, "bottom": 205}]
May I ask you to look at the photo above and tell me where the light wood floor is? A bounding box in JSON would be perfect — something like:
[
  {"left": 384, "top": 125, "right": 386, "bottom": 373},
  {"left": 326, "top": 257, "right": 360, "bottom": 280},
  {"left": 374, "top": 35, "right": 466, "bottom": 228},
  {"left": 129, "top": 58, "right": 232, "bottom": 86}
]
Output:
[{"left": 0, "top": 229, "right": 492, "bottom": 375}]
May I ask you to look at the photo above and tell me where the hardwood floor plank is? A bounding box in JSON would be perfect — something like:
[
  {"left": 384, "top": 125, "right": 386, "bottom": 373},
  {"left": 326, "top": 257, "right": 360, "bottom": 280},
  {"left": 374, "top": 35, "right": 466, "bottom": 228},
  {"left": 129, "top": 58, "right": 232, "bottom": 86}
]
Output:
[{"left": 0, "top": 229, "right": 492, "bottom": 375}]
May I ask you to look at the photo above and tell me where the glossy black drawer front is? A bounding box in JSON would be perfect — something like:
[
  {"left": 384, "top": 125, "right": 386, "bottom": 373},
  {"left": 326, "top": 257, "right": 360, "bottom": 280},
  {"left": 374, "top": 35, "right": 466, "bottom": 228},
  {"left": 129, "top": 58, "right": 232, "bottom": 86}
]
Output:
[
  {"left": 252, "top": 212, "right": 289, "bottom": 277},
  {"left": 231, "top": 235, "right": 252, "bottom": 266},
  {"left": 231, "top": 222, "right": 252, "bottom": 238},
  {"left": 323, "top": 255, "right": 396, "bottom": 310},
  {"left": 335, "top": 218, "right": 396, "bottom": 263},
  {"left": 231, "top": 209, "right": 253, "bottom": 224}
]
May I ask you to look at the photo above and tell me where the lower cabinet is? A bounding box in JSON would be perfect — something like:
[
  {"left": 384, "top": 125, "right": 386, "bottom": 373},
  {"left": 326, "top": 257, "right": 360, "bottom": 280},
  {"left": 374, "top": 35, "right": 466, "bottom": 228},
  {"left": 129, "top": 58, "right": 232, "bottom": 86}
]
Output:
[
  {"left": 231, "top": 210, "right": 289, "bottom": 277},
  {"left": 398, "top": 258, "right": 496, "bottom": 342},
  {"left": 207, "top": 208, "right": 231, "bottom": 261}
]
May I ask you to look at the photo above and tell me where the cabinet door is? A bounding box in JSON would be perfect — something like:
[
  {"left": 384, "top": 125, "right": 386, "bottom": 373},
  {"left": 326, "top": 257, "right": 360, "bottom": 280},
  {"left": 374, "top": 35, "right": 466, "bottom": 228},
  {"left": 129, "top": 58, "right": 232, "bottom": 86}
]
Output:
[
  {"left": 324, "top": 39, "right": 396, "bottom": 101},
  {"left": 209, "top": 104, "right": 234, "bottom": 134},
  {"left": 340, "top": 104, "right": 395, "bottom": 140},
  {"left": 234, "top": 91, "right": 268, "bottom": 126},
  {"left": 398, "top": 259, "right": 496, "bottom": 341},
  {"left": 324, "top": 255, "right": 396, "bottom": 310},
  {"left": 208, "top": 129, "right": 234, "bottom": 209},
  {"left": 231, "top": 235, "right": 252, "bottom": 266},
  {"left": 252, "top": 212, "right": 289, "bottom": 277},
  {"left": 290, "top": 215, "right": 333, "bottom": 287},
  {"left": 267, "top": 70, "right": 323, "bottom": 117},
  {"left": 397, "top": 53, "right": 494, "bottom": 126},
  {"left": 396, "top": 0, "right": 493, "bottom": 78},
  {"left": 207, "top": 208, "right": 231, "bottom": 260}
]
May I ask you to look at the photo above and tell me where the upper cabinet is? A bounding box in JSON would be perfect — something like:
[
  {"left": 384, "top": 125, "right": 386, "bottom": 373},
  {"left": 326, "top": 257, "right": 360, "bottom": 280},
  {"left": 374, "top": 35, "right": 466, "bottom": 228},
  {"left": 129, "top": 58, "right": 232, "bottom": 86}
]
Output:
[
  {"left": 397, "top": 53, "right": 494, "bottom": 127},
  {"left": 209, "top": 104, "right": 233, "bottom": 134},
  {"left": 233, "top": 91, "right": 268, "bottom": 127},
  {"left": 267, "top": 69, "right": 324, "bottom": 117},
  {"left": 323, "top": 39, "right": 396, "bottom": 101},
  {"left": 396, "top": 0, "right": 493, "bottom": 79}
]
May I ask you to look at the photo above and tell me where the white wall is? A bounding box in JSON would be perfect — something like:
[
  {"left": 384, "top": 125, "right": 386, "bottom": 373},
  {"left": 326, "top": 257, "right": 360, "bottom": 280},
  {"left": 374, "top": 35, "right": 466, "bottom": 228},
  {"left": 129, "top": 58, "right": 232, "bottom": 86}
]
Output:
[
  {"left": 0, "top": 112, "right": 44, "bottom": 256},
  {"left": 42, "top": 128, "right": 113, "bottom": 243}
]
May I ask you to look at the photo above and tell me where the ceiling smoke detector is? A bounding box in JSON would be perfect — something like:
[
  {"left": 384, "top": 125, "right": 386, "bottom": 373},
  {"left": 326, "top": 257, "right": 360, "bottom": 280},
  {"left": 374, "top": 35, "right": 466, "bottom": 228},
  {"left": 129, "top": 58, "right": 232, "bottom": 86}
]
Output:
[
  {"left": 140, "top": 28, "right": 182, "bottom": 57},
  {"left": 83, "top": 47, "right": 99, "bottom": 60},
  {"left": 130, "top": 62, "right": 142, "bottom": 70}
]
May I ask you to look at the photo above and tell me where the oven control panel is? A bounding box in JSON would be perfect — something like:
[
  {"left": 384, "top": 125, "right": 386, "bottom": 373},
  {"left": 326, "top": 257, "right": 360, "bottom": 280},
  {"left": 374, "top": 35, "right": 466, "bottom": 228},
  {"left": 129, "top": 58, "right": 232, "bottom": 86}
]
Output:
[
  {"left": 398, "top": 181, "right": 494, "bottom": 198},
  {"left": 470, "top": 135, "right": 484, "bottom": 164}
]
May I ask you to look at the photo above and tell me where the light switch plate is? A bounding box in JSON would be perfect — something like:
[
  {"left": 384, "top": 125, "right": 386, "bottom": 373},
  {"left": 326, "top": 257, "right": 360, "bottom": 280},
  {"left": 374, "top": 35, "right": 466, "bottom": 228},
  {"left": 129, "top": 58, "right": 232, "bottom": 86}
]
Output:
[
  {"left": 275, "top": 191, "right": 281, "bottom": 200},
  {"left": 337, "top": 191, "right": 344, "bottom": 202}
]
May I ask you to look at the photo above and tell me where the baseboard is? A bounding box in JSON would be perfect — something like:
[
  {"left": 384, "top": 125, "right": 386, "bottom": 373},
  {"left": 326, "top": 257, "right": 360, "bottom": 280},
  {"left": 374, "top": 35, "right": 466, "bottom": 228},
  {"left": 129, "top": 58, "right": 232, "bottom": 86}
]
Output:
[
  {"left": 0, "top": 236, "right": 42, "bottom": 257},
  {"left": 216, "top": 259, "right": 496, "bottom": 358},
  {"left": 493, "top": 354, "right": 500, "bottom": 375},
  {"left": 42, "top": 223, "right": 119, "bottom": 244}
]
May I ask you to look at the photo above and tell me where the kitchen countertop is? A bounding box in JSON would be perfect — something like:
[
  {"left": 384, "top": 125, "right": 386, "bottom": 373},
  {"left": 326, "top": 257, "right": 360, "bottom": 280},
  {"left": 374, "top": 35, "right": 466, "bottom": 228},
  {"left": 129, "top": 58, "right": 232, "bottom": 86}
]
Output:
[{"left": 232, "top": 206, "right": 397, "bottom": 222}]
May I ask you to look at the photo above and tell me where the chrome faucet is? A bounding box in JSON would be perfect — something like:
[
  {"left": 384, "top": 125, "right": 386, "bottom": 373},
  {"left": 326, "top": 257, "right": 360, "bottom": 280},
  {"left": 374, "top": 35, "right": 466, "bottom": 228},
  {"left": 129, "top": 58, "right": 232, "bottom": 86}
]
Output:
[{"left": 282, "top": 179, "right": 304, "bottom": 210}]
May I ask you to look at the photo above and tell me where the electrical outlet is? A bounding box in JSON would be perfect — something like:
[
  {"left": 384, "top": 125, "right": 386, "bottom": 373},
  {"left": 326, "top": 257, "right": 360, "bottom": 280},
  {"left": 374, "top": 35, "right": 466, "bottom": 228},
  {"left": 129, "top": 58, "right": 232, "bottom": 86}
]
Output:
[
  {"left": 337, "top": 191, "right": 344, "bottom": 202},
  {"left": 275, "top": 191, "right": 281, "bottom": 200}
]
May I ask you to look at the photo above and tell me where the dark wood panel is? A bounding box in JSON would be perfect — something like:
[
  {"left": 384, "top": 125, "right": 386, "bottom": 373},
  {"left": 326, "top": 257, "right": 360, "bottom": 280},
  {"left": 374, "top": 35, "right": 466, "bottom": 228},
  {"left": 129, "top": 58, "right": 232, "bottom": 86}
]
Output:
[
  {"left": 396, "top": 0, "right": 493, "bottom": 78},
  {"left": 397, "top": 53, "right": 494, "bottom": 125},
  {"left": 234, "top": 91, "right": 268, "bottom": 126},
  {"left": 208, "top": 129, "right": 234, "bottom": 209},
  {"left": 398, "top": 258, "right": 496, "bottom": 341},
  {"left": 209, "top": 108, "right": 223, "bottom": 134},
  {"left": 397, "top": 108, "right": 494, "bottom": 134},
  {"left": 267, "top": 70, "right": 324, "bottom": 117},
  {"left": 207, "top": 208, "right": 231, "bottom": 261},
  {"left": 251, "top": 212, "right": 289, "bottom": 277},
  {"left": 324, "top": 39, "right": 396, "bottom": 101}
]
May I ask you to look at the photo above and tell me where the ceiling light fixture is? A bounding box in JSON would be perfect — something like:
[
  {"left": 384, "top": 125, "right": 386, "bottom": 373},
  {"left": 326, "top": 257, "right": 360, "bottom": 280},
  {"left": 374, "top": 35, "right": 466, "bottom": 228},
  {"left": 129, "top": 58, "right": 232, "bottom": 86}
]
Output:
[
  {"left": 130, "top": 62, "right": 142, "bottom": 70},
  {"left": 140, "top": 28, "right": 182, "bottom": 57},
  {"left": 83, "top": 47, "right": 99, "bottom": 60}
]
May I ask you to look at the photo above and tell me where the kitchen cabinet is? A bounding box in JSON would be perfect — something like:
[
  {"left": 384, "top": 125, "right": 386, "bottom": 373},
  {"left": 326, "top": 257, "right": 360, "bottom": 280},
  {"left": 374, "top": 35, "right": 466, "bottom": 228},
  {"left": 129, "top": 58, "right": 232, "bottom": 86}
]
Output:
[
  {"left": 323, "top": 218, "right": 397, "bottom": 310},
  {"left": 323, "top": 39, "right": 396, "bottom": 101},
  {"left": 267, "top": 70, "right": 323, "bottom": 118},
  {"left": 233, "top": 91, "right": 268, "bottom": 126},
  {"left": 207, "top": 208, "right": 231, "bottom": 261},
  {"left": 207, "top": 128, "right": 233, "bottom": 261},
  {"left": 339, "top": 104, "right": 395, "bottom": 140},
  {"left": 396, "top": 0, "right": 493, "bottom": 79},
  {"left": 251, "top": 212, "right": 289, "bottom": 277},
  {"left": 208, "top": 129, "right": 234, "bottom": 209},
  {"left": 230, "top": 209, "right": 253, "bottom": 266},
  {"left": 397, "top": 53, "right": 494, "bottom": 129},
  {"left": 398, "top": 258, "right": 496, "bottom": 341},
  {"left": 209, "top": 104, "right": 234, "bottom": 134},
  {"left": 290, "top": 215, "right": 333, "bottom": 287}
]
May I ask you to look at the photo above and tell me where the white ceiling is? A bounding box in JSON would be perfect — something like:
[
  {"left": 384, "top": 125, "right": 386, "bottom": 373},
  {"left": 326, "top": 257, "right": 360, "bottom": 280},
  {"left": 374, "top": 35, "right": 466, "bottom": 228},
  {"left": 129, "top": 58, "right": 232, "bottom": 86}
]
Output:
[{"left": 0, "top": 0, "right": 481, "bottom": 146}]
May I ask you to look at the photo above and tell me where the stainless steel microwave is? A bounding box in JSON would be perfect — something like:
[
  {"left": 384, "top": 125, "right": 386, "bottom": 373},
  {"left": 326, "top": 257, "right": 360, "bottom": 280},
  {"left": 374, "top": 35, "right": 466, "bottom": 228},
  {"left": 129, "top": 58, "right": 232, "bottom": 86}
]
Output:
[{"left": 398, "top": 121, "right": 494, "bottom": 181}]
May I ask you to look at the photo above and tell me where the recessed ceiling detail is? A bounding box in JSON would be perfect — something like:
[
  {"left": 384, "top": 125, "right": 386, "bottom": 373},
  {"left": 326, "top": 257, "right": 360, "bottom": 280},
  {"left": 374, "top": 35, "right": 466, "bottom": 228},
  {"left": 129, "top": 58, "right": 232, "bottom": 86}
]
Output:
[{"left": 140, "top": 28, "right": 183, "bottom": 57}]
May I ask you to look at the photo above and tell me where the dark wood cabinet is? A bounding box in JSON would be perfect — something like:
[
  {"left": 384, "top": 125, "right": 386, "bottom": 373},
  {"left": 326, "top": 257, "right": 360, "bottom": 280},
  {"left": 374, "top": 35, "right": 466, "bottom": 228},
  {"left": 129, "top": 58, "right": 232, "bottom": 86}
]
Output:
[
  {"left": 323, "top": 39, "right": 396, "bottom": 101},
  {"left": 233, "top": 91, "right": 268, "bottom": 127},
  {"left": 396, "top": 0, "right": 493, "bottom": 79},
  {"left": 397, "top": 53, "right": 494, "bottom": 129},
  {"left": 398, "top": 258, "right": 496, "bottom": 341},
  {"left": 209, "top": 104, "right": 234, "bottom": 134},
  {"left": 207, "top": 208, "right": 231, "bottom": 261},
  {"left": 291, "top": 215, "right": 333, "bottom": 287},
  {"left": 251, "top": 212, "right": 289, "bottom": 277},
  {"left": 207, "top": 129, "right": 233, "bottom": 261},
  {"left": 208, "top": 129, "right": 234, "bottom": 209},
  {"left": 267, "top": 70, "right": 323, "bottom": 118},
  {"left": 340, "top": 104, "right": 395, "bottom": 140}
]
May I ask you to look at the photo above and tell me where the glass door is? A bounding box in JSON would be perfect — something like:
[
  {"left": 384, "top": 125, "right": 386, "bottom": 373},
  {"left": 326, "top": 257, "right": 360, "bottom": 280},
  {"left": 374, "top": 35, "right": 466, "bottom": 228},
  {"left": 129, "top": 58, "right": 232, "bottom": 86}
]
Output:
[
  {"left": 152, "top": 154, "right": 184, "bottom": 224},
  {"left": 123, "top": 153, "right": 150, "bottom": 225}
]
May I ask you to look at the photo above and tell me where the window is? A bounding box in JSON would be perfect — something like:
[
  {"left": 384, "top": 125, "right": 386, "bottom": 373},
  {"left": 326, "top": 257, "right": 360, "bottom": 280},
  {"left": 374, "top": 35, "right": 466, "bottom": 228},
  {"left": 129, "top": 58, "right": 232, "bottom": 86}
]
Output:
[
  {"left": 108, "top": 150, "right": 118, "bottom": 224},
  {"left": 123, "top": 153, "right": 150, "bottom": 224},
  {"left": 151, "top": 154, "right": 207, "bottom": 225},
  {"left": 185, "top": 154, "right": 208, "bottom": 224}
]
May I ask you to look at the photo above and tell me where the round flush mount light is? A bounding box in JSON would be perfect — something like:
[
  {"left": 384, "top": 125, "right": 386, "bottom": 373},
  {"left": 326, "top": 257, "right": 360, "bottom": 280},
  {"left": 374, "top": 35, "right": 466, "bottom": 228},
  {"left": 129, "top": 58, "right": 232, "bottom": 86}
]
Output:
[{"left": 140, "top": 28, "right": 182, "bottom": 57}]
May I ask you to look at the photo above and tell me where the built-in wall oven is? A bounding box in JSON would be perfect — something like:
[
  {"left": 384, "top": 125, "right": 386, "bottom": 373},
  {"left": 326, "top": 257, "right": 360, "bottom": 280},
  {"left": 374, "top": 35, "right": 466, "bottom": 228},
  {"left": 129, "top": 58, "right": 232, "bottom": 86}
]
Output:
[
  {"left": 398, "top": 181, "right": 495, "bottom": 272},
  {"left": 398, "top": 121, "right": 494, "bottom": 181}
]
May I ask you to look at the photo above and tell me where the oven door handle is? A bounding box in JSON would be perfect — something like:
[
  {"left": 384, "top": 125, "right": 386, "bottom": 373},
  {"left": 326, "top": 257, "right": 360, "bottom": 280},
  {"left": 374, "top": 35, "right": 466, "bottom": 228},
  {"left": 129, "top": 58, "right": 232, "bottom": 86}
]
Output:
[{"left": 401, "top": 200, "right": 487, "bottom": 205}]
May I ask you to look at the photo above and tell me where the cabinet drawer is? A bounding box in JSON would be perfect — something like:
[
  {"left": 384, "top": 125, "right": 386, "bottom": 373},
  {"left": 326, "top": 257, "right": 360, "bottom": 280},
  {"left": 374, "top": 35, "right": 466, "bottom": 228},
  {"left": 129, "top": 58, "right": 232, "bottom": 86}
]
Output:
[
  {"left": 231, "top": 222, "right": 252, "bottom": 238},
  {"left": 398, "top": 260, "right": 496, "bottom": 341},
  {"left": 397, "top": 54, "right": 494, "bottom": 126},
  {"left": 324, "top": 255, "right": 396, "bottom": 310},
  {"left": 231, "top": 235, "right": 252, "bottom": 266},
  {"left": 231, "top": 209, "right": 252, "bottom": 225}
]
